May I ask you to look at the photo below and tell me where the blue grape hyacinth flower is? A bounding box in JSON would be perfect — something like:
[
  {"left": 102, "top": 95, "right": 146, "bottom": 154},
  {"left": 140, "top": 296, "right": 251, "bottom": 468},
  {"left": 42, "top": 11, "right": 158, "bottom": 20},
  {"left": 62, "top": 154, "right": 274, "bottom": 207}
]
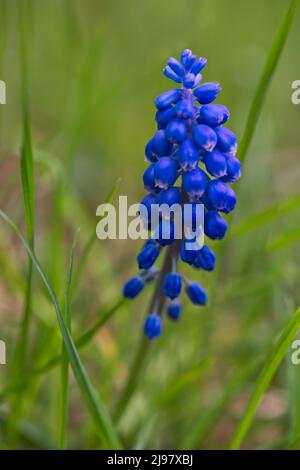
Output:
[{"left": 123, "top": 49, "right": 241, "bottom": 340}]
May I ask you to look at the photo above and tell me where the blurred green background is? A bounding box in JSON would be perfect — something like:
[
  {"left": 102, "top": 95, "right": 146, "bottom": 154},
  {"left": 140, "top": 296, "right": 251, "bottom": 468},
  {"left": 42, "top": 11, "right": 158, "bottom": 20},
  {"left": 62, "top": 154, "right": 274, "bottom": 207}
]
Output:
[{"left": 0, "top": 0, "right": 300, "bottom": 450}]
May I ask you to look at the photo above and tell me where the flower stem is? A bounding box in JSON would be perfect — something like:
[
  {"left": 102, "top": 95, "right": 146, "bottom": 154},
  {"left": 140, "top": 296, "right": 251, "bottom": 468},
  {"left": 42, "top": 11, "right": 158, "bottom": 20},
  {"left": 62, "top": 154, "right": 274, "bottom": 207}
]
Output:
[{"left": 114, "top": 239, "right": 181, "bottom": 423}]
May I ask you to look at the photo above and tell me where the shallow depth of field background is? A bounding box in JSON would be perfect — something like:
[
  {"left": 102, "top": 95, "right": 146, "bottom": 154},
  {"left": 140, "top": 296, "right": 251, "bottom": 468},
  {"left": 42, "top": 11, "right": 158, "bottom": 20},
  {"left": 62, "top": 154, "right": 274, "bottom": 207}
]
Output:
[{"left": 0, "top": 0, "right": 300, "bottom": 450}]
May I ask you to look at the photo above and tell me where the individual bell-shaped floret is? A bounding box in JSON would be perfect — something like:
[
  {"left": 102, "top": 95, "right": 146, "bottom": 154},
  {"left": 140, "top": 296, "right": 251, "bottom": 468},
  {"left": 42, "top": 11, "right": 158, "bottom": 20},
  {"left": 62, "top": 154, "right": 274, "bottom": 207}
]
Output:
[
  {"left": 186, "top": 282, "right": 207, "bottom": 305},
  {"left": 143, "top": 163, "right": 156, "bottom": 191},
  {"left": 154, "top": 89, "right": 182, "bottom": 110},
  {"left": 193, "top": 82, "right": 221, "bottom": 104},
  {"left": 193, "top": 124, "right": 217, "bottom": 152},
  {"left": 154, "top": 219, "right": 176, "bottom": 246},
  {"left": 180, "top": 238, "right": 201, "bottom": 265},
  {"left": 167, "top": 299, "right": 182, "bottom": 320},
  {"left": 193, "top": 245, "right": 216, "bottom": 271},
  {"left": 140, "top": 193, "right": 157, "bottom": 230},
  {"left": 220, "top": 154, "right": 242, "bottom": 183},
  {"left": 154, "top": 157, "right": 178, "bottom": 189},
  {"left": 163, "top": 272, "right": 182, "bottom": 299},
  {"left": 215, "top": 126, "right": 237, "bottom": 156},
  {"left": 123, "top": 276, "right": 145, "bottom": 299},
  {"left": 203, "top": 149, "right": 227, "bottom": 178},
  {"left": 137, "top": 240, "right": 160, "bottom": 270},
  {"left": 166, "top": 119, "right": 188, "bottom": 143},
  {"left": 204, "top": 210, "right": 228, "bottom": 240},
  {"left": 182, "top": 167, "right": 208, "bottom": 199},
  {"left": 144, "top": 314, "right": 162, "bottom": 340},
  {"left": 199, "top": 104, "right": 229, "bottom": 127},
  {"left": 178, "top": 138, "right": 200, "bottom": 170},
  {"left": 145, "top": 130, "right": 171, "bottom": 162},
  {"left": 205, "top": 180, "right": 236, "bottom": 214}
]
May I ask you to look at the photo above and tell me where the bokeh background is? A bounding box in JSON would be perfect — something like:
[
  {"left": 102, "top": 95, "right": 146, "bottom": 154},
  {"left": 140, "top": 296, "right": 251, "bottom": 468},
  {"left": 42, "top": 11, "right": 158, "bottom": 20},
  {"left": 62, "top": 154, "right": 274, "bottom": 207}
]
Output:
[{"left": 0, "top": 0, "right": 300, "bottom": 450}]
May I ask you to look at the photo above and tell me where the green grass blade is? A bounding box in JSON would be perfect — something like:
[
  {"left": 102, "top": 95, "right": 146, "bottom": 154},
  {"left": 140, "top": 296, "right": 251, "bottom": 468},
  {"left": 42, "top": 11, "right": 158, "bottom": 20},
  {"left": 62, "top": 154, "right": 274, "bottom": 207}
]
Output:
[
  {"left": 60, "top": 237, "right": 76, "bottom": 449},
  {"left": 7, "top": 2, "right": 36, "bottom": 444},
  {"left": 153, "top": 359, "right": 212, "bottom": 406},
  {"left": 0, "top": 297, "right": 127, "bottom": 403},
  {"left": 229, "top": 306, "right": 300, "bottom": 450},
  {"left": 237, "top": 0, "right": 298, "bottom": 165},
  {"left": 0, "top": 208, "right": 122, "bottom": 449},
  {"left": 267, "top": 226, "right": 300, "bottom": 252},
  {"left": 13, "top": 0, "right": 35, "bottom": 375},
  {"left": 230, "top": 192, "right": 300, "bottom": 238}
]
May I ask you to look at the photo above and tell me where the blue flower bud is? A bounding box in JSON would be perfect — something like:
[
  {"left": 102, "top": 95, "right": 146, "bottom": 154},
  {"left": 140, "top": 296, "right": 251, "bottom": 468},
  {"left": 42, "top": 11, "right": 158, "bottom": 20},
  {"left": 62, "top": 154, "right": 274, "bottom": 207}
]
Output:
[
  {"left": 204, "top": 210, "right": 227, "bottom": 239},
  {"left": 182, "top": 167, "right": 208, "bottom": 199},
  {"left": 143, "top": 163, "right": 156, "bottom": 191},
  {"left": 167, "top": 57, "right": 185, "bottom": 77},
  {"left": 183, "top": 202, "right": 204, "bottom": 233},
  {"left": 186, "top": 282, "right": 207, "bottom": 305},
  {"left": 166, "top": 119, "right": 188, "bottom": 143},
  {"left": 183, "top": 73, "right": 202, "bottom": 89},
  {"left": 144, "top": 314, "right": 162, "bottom": 340},
  {"left": 154, "top": 219, "right": 176, "bottom": 246},
  {"left": 167, "top": 299, "right": 182, "bottom": 320},
  {"left": 199, "top": 104, "right": 225, "bottom": 127},
  {"left": 176, "top": 99, "right": 194, "bottom": 119},
  {"left": 178, "top": 138, "right": 199, "bottom": 170},
  {"left": 145, "top": 140, "right": 157, "bottom": 163},
  {"left": 215, "top": 104, "right": 230, "bottom": 124},
  {"left": 163, "top": 272, "right": 182, "bottom": 299},
  {"left": 204, "top": 149, "right": 227, "bottom": 177},
  {"left": 215, "top": 126, "right": 237, "bottom": 155},
  {"left": 193, "top": 124, "right": 217, "bottom": 152},
  {"left": 220, "top": 154, "right": 241, "bottom": 183},
  {"left": 180, "top": 49, "right": 196, "bottom": 71},
  {"left": 156, "top": 106, "right": 177, "bottom": 127},
  {"left": 193, "top": 82, "right": 221, "bottom": 104},
  {"left": 137, "top": 242, "right": 160, "bottom": 270},
  {"left": 140, "top": 193, "right": 157, "bottom": 230},
  {"left": 145, "top": 130, "right": 171, "bottom": 161},
  {"left": 123, "top": 276, "right": 145, "bottom": 299},
  {"left": 155, "top": 89, "right": 182, "bottom": 110},
  {"left": 193, "top": 245, "right": 216, "bottom": 271},
  {"left": 157, "top": 186, "right": 181, "bottom": 207},
  {"left": 205, "top": 180, "right": 236, "bottom": 214},
  {"left": 180, "top": 238, "right": 201, "bottom": 265},
  {"left": 163, "top": 66, "right": 182, "bottom": 83},
  {"left": 190, "top": 57, "right": 207, "bottom": 75},
  {"left": 154, "top": 156, "right": 178, "bottom": 189}
]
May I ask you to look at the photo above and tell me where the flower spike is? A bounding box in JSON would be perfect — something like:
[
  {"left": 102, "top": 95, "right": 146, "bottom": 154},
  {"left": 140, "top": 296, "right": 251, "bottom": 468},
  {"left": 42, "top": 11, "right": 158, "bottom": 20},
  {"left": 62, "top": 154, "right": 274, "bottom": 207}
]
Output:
[{"left": 123, "top": 50, "right": 241, "bottom": 339}]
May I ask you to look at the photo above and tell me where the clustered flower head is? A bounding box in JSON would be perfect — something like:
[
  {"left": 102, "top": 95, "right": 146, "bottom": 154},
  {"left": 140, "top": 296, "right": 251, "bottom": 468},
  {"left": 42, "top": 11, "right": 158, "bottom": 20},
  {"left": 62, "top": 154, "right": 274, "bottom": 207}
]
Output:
[{"left": 123, "top": 49, "right": 241, "bottom": 340}]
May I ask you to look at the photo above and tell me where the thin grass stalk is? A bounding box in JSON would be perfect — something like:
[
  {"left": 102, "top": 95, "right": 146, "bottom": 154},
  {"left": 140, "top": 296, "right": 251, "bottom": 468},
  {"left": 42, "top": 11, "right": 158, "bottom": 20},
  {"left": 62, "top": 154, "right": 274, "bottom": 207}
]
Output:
[
  {"left": 60, "top": 240, "right": 76, "bottom": 449},
  {"left": 7, "top": 1, "right": 35, "bottom": 444}
]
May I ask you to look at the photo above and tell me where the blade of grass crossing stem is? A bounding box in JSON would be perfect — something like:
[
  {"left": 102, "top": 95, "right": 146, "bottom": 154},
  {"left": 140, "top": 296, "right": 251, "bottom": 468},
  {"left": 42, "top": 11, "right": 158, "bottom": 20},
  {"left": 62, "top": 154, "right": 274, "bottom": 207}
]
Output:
[
  {"left": 237, "top": 0, "right": 298, "bottom": 166},
  {"left": 60, "top": 238, "right": 76, "bottom": 449},
  {"left": 0, "top": 209, "right": 122, "bottom": 449},
  {"left": 0, "top": 297, "right": 127, "bottom": 403},
  {"left": 229, "top": 306, "right": 300, "bottom": 450}
]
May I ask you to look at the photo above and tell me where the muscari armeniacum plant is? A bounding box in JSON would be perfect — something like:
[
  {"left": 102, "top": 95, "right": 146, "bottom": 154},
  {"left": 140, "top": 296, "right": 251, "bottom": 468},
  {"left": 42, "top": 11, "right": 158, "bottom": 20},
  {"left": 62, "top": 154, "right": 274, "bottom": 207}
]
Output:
[{"left": 123, "top": 49, "right": 241, "bottom": 340}]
